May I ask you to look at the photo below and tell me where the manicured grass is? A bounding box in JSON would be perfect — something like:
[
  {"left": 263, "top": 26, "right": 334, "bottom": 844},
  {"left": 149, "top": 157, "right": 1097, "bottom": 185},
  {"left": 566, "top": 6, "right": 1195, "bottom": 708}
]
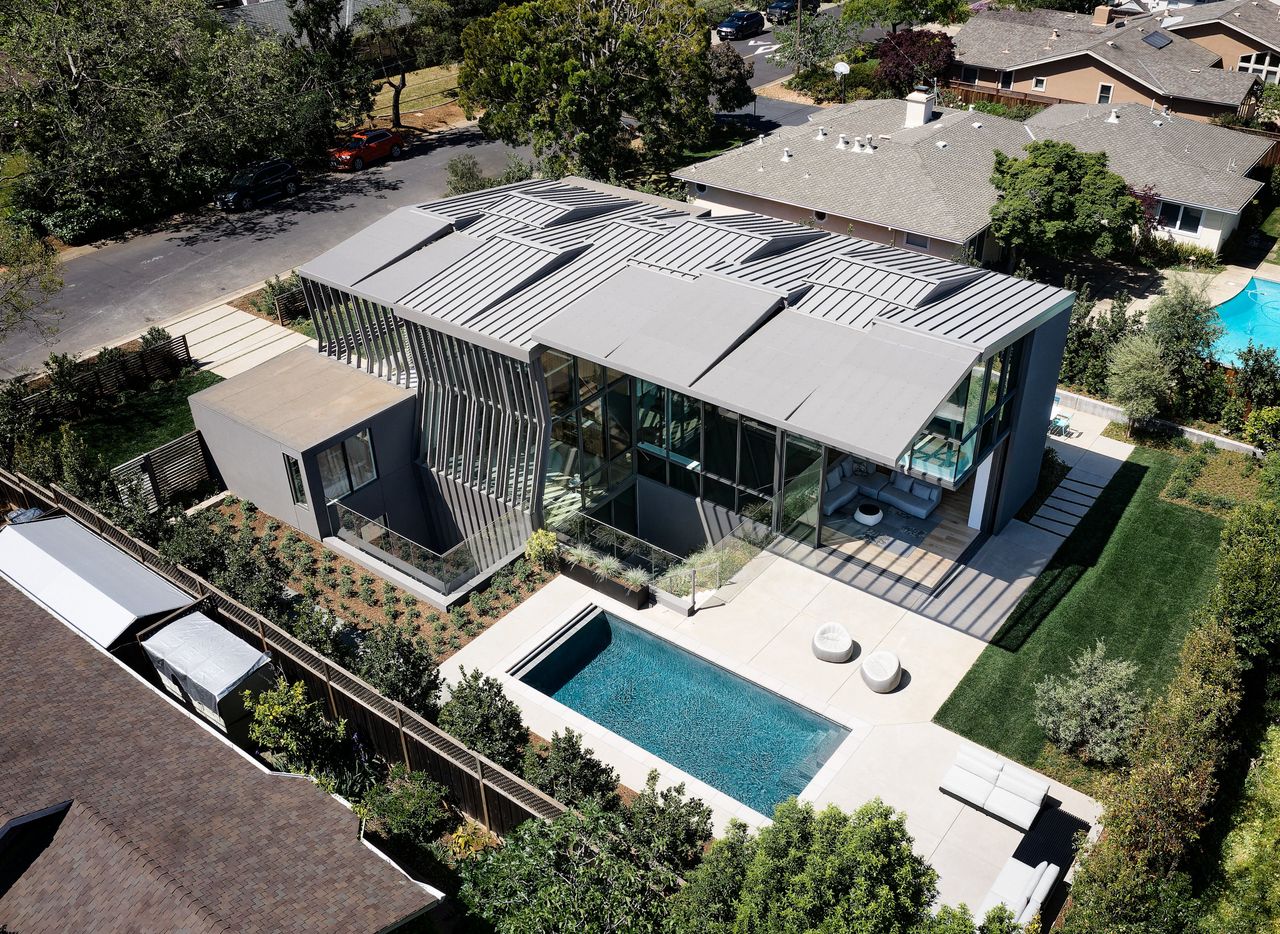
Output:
[
  {"left": 73, "top": 369, "right": 223, "bottom": 468},
  {"left": 934, "top": 446, "right": 1223, "bottom": 786},
  {"left": 680, "top": 120, "right": 759, "bottom": 162}
]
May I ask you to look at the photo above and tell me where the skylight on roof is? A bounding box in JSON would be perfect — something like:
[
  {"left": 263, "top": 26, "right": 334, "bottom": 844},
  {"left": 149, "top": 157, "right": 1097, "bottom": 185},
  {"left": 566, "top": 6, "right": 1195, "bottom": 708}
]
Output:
[{"left": 1143, "top": 31, "right": 1173, "bottom": 49}]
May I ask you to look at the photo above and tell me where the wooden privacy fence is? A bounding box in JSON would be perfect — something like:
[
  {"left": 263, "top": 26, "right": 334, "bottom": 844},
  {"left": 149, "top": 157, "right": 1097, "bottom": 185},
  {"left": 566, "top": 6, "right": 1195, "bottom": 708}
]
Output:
[
  {"left": 272, "top": 286, "right": 308, "bottom": 326},
  {"left": 112, "top": 430, "right": 221, "bottom": 512},
  {"left": 25, "top": 336, "right": 193, "bottom": 418},
  {"left": 0, "top": 468, "right": 566, "bottom": 837}
]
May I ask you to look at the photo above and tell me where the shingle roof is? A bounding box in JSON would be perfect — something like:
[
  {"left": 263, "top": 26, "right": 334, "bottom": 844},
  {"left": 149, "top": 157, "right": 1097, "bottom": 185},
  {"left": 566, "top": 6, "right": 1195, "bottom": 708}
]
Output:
[
  {"left": 675, "top": 99, "right": 1032, "bottom": 243},
  {"left": 1024, "top": 102, "right": 1268, "bottom": 210},
  {"left": 221, "top": 0, "right": 410, "bottom": 38},
  {"left": 0, "top": 579, "right": 432, "bottom": 933},
  {"left": 1163, "top": 0, "right": 1280, "bottom": 52},
  {"left": 954, "top": 8, "right": 1259, "bottom": 105}
]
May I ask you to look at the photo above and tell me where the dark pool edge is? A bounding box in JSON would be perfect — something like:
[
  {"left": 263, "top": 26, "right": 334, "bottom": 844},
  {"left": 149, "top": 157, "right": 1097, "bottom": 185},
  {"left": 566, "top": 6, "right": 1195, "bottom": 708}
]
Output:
[{"left": 507, "top": 604, "right": 598, "bottom": 680}]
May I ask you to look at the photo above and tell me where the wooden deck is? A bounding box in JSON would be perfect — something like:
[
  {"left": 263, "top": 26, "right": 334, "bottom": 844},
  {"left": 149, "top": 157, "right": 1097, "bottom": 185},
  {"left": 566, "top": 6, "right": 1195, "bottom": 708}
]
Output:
[{"left": 820, "top": 481, "right": 980, "bottom": 592}]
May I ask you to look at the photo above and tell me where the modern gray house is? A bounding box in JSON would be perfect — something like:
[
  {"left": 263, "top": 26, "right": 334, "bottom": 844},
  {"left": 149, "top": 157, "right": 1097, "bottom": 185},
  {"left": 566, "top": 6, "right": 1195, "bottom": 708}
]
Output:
[{"left": 193, "top": 178, "right": 1074, "bottom": 601}]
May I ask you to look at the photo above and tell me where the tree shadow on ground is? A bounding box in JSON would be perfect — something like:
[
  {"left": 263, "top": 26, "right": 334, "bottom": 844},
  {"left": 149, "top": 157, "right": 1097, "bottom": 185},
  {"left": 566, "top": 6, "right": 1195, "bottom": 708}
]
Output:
[{"left": 990, "top": 459, "right": 1146, "bottom": 653}]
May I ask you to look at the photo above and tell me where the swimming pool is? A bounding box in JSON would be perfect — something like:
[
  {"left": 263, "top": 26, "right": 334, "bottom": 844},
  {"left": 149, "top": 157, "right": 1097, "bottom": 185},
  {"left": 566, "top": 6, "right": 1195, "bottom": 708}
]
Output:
[
  {"left": 514, "top": 607, "right": 850, "bottom": 815},
  {"left": 1214, "top": 277, "right": 1280, "bottom": 364}
]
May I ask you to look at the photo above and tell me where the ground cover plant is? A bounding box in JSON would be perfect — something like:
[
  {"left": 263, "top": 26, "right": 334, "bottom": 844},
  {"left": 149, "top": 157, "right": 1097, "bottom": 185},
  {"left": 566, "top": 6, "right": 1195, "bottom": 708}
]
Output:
[{"left": 935, "top": 446, "right": 1222, "bottom": 788}]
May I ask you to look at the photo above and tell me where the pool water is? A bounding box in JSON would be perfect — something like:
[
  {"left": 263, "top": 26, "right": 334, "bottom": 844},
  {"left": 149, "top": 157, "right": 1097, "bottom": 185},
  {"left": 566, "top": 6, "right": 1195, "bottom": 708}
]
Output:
[
  {"left": 517, "top": 608, "right": 849, "bottom": 815},
  {"left": 1214, "top": 277, "right": 1280, "bottom": 364}
]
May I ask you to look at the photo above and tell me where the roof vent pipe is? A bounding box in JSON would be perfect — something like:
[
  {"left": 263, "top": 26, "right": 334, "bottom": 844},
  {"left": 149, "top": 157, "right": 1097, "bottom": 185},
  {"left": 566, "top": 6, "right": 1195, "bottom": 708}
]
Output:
[
  {"left": 1106, "top": 108, "right": 1120, "bottom": 123},
  {"left": 836, "top": 133, "right": 850, "bottom": 150},
  {"left": 969, "top": 103, "right": 976, "bottom": 111},
  {"left": 814, "top": 125, "right": 827, "bottom": 140},
  {"left": 865, "top": 132, "right": 875, "bottom": 150},
  {"left": 757, "top": 134, "right": 765, "bottom": 146},
  {"left": 781, "top": 147, "right": 794, "bottom": 162}
]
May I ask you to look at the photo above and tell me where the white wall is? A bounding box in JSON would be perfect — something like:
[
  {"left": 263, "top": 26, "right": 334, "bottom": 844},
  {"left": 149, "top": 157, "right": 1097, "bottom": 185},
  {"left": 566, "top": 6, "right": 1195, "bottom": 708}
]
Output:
[{"left": 1155, "top": 205, "right": 1238, "bottom": 253}]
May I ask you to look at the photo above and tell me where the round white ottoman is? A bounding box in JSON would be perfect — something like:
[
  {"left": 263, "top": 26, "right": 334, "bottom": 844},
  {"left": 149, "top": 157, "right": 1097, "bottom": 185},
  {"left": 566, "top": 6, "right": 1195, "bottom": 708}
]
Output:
[
  {"left": 812, "top": 622, "right": 854, "bottom": 663},
  {"left": 861, "top": 649, "right": 902, "bottom": 693}
]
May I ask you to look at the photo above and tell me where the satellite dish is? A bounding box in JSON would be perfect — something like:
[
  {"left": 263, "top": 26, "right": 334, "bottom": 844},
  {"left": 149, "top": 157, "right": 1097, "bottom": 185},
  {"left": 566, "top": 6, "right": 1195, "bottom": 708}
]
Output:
[{"left": 834, "top": 61, "right": 851, "bottom": 75}]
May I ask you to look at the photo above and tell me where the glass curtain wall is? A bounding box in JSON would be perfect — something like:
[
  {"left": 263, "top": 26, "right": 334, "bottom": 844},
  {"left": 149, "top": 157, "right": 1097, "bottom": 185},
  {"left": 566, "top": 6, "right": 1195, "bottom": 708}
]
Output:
[{"left": 900, "top": 338, "right": 1023, "bottom": 484}]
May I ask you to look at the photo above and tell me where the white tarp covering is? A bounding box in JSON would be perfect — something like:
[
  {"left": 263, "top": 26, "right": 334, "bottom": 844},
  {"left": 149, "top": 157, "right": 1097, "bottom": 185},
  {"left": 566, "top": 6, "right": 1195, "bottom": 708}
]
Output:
[
  {"left": 0, "top": 516, "right": 190, "bottom": 648},
  {"left": 143, "top": 612, "right": 272, "bottom": 716}
]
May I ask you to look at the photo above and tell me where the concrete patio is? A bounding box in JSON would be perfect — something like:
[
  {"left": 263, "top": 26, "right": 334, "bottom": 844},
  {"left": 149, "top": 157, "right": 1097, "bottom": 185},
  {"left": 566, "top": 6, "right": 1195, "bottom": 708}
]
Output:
[{"left": 442, "top": 559, "right": 1101, "bottom": 912}]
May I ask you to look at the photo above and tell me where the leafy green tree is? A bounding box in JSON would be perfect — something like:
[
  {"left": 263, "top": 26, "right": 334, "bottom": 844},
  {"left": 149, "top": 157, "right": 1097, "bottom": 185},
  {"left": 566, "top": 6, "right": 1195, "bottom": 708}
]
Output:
[
  {"left": 443, "top": 153, "right": 538, "bottom": 196},
  {"left": 1107, "top": 333, "right": 1172, "bottom": 430},
  {"left": 842, "top": 0, "right": 969, "bottom": 32},
  {"left": 989, "top": 140, "right": 1142, "bottom": 270},
  {"left": 357, "top": 617, "right": 442, "bottom": 716},
  {"left": 673, "top": 798, "right": 939, "bottom": 933},
  {"left": 522, "top": 729, "right": 620, "bottom": 807},
  {"left": 359, "top": 762, "right": 453, "bottom": 848},
  {"left": 1246, "top": 406, "right": 1280, "bottom": 452},
  {"left": 459, "top": 0, "right": 715, "bottom": 177},
  {"left": 0, "top": 378, "right": 33, "bottom": 470},
  {"left": 285, "top": 0, "right": 376, "bottom": 127},
  {"left": 1033, "top": 639, "right": 1143, "bottom": 765},
  {"left": 0, "top": 0, "right": 338, "bottom": 240},
  {"left": 0, "top": 224, "right": 61, "bottom": 344},
  {"left": 357, "top": 0, "right": 453, "bottom": 127},
  {"left": 438, "top": 667, "right": 528, "bottom": 771},
  {"left": 1235, "top": 341, "right": 1280, "bottom": 409},
  {"left": 1060, "top": 285, "right": 1137, "bottom": 397},
  {"left": 708, "top": 42, "right": 756, "bottom": 112},
  {"left": 1213, "top": 500, "right": 1280, "bottom": 657},
  {"left": 770, "top": 15, "right": 854, "bottom": 73},
  {"left": 874, "top": 28, "right": 956, "bottom": 97},
  {"left": 1144, "top": 277, "right": 1224, "bottom": 419},
  {"left": 625, "top": 769, "right": 713, "bottom": 872},
  {"left": 158, "top": 514, "right": 291, "bottom": 620},
  {"left": 1062, "top": 841, "right": 1199, "bottom": 934},
  {"left": 243, "top": 678, "right": 348, "bottom": 774},
  {"left": 458, "top": 801, "right": 678, "bottom": 933}
]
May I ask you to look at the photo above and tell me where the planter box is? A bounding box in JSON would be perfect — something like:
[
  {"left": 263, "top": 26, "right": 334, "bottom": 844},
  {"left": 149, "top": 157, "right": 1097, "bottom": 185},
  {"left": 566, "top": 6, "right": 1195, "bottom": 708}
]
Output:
[{"left": 561, "top": 559, "right": 650, "bottom": 610}]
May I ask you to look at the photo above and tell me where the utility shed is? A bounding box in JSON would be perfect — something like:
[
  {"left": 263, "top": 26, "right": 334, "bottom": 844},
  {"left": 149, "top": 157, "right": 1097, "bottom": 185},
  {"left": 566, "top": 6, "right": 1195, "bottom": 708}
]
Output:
[
  {"left": 0, "top": 515, "right": 189, "bottom": 649},
  {"left": 143, "top": 612, "right": 274, "bottom": 732}
]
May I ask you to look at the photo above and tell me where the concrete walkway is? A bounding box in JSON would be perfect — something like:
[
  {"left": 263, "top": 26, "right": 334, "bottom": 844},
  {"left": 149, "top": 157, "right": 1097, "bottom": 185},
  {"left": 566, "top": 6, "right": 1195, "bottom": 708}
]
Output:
[{"left": 163, "top": 303, "right": 311, "bottom": 378}]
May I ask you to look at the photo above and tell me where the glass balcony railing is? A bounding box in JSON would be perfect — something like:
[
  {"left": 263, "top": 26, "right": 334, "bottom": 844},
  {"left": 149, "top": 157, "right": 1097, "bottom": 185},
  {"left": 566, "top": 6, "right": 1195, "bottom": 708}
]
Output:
[{"left": 330, "top": 500, "right": 532, "bottom": 596}]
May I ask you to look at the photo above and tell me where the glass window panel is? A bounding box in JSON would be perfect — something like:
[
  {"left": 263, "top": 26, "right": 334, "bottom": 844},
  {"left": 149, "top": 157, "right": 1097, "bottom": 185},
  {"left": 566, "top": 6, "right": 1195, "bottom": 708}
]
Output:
[
  {"left": 343, "top": 430, "right": 377, "bottom": 490},
  {"left": 317, "top": 443, "right": 351, "bottom": 500},
  {"left": 581, "top": 467, "right": 608, "bottom": 509},
  {"left": 739, "top": 417, "right": 777, "bottom": 494},
  {"left": 703, "top": 404, "right": 737, "bottom": 480},
  {"left": 609, "top": 483, "right": 638, "bottom": 536},
  {"left": 605, "top": 380, "right": 632, "bottom": 459},
  {"left": 780, "top": 433, "right": 822, "bottom": 546},
  {"left": 984, "top": 354, "right": 1003, "bottom": 415},
  {"left": 703, "top": 474, "right": 736, "bottom": 510},
  {"left": 1178, "top": 206, "right": 1202, "bottom": 233},
  {"left": 542, "top": 350, "right": 575, "bottom": 416},
  {"left": 669, "top": 461, "right": 699, "bottom": 497},
  {"left": 285, "top": 455, "right": 307, "bottom": 505},
  {"left": 548, "top": 413, "right": 580, "bottom": 490},
  {"left": 668, "top": 392, "right": 701, "bottom": 465},
  {"left": 1157, "top": 201, "right": 1181, "bottom": 228},
  {"left": 607, "top": 368, "right": 627, "bottom": 387},
  {"left": 578, "top": 359, "right": 606, "bottom": 400},
  {"left": 638, "top": 448, "right": 666, "bottom": 483},
  {"left": 581, "top": 398, "right": 606, "bottom": 465},
  {"left": 636, "top": 380, "right": 666, "bottom": 451},
  {"left": 737, "top": 491, "right": 774, "bottom": 528}
]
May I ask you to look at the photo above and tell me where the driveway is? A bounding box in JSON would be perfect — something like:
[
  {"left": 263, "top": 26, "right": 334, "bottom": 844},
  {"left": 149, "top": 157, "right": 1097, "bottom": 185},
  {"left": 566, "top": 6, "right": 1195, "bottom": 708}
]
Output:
[{"left": 0, "top": 127, "right": 525, "bottom": 378}]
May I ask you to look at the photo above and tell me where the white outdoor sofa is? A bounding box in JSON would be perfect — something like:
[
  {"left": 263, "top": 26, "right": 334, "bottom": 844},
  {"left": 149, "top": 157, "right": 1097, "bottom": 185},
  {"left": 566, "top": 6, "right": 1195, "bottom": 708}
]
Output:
[
  {"left": 979, "top": 857, "right": 1061, "bottom": 927},
  {"left": 940, "top": 747, "right": 1051, "bottom": 831}
]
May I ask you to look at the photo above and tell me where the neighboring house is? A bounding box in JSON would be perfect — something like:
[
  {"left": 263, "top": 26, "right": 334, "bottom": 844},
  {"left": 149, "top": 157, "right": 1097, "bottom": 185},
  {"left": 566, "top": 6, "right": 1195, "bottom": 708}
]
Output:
[
  {"left": 0, "top": 578, "right": 435, "bottom": 933},
  {"left": 220, "top": 0, "right": 409, "bottom": 36},
  {"left": 1161, "top": 0, "right": 1280, "bottom": 83},
  {"left": 952, "top": 6, "right": 1260, "bottom": 120},
  {"left": 673, "top": 90, "right": 1269, "bottom": 256},
  {"left": 193, "top": 178, "right": 1074, "bottom": 599}
]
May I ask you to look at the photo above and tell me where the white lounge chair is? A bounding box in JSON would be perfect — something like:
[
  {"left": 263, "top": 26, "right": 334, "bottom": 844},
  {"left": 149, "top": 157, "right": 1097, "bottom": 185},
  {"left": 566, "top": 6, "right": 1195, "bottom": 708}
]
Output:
[
  {"left": 979, "top": 857, "right": 1060, "bottom": 926},
  {"left": 939, "top": 747, "right": 1050, "bottom": 831},
  {"left": 812, "top": 622, "right": 854, "bottom": 663}
]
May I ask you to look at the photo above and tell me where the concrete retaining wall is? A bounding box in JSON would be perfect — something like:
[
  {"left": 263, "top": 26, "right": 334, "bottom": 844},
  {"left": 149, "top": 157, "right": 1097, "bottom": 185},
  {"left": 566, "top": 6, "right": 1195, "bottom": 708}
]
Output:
[{"left": 1055, "top": 389, "right": 1262, "bottom": 456}]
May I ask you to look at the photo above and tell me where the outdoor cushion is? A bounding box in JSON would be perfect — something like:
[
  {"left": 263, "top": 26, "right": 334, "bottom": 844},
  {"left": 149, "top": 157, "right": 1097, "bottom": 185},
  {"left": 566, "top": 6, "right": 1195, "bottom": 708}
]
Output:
[
  {"left": 957, "top": 747, "right": 1003, "bottom": 785},
  {"left": 840, "top": 459, "right": 855, "bottom": 479},
  {"left": 940, "top": 762, "right": 995, "bottom": 809},
  {"left": 1019, "top": 862, "right": 1061, "bottom": 925},
  {"left": 979, "top": 858, "right": 1043, "bottom": 920},
  {"left": 984, "top": 786, "right": 1043, "bottom": 830},
  {"left": 892, "top": 471, "right": 913, "bottom": 492},
  {"left": 911, "top": 479, "right": 940, "bottom": 503},
  {"left": 822, "top": 481, "right": 860, "bottom": 517},
  {"left": 996, "top": 767, "right": 1050, "bottom": 805},
  {"left": 826, "top": 466, "right": 844, "bottom": 492},
  {"left": 858, "top": 473, "right": 889, "bottom": 498}
]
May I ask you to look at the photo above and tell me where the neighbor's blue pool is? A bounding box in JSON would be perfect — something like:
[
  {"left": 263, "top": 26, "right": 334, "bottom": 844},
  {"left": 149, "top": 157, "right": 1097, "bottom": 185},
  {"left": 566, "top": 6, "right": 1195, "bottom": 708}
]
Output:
[
  {"left": 515, "top": 607, "right": 850, "bottom": 815},
  {"left": 1215, "top": 277, "right": 1280, "bottom": 364}
]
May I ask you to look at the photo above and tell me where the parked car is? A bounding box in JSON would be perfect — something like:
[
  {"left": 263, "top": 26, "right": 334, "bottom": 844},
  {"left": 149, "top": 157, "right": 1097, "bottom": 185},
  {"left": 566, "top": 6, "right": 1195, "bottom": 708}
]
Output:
[
  {"left": 329, "top": 129, "right": 405, "bottom": 171},
  {"left": 215, "top": 160, "right": 300, "bottom": 212},
  {"left": 716, "top": 10, "right": 766, "bottom": 40},
  {"left": 766, "top": 0, "right": 819, "bottom": 23}
]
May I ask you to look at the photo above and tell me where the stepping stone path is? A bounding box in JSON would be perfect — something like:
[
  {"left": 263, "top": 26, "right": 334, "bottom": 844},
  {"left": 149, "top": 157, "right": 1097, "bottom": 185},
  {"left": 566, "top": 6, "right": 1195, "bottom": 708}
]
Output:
[{"left": 1027, "top": 467, "right": 1110, "bottom": 539}]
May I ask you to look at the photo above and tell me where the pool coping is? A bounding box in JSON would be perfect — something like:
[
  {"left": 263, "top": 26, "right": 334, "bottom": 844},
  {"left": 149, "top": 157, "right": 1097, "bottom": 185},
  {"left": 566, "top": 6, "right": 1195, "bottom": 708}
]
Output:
[{"left": 490, "top": 592, "right": 875, "bottom": 828}]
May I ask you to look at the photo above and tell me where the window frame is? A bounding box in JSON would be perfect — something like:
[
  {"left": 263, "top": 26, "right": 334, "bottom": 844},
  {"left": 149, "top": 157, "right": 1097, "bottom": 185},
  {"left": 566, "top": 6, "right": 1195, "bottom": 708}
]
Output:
[
  {"left": 1097, "top": 82, "right": 1113, "bottom": 104},
  {"left": 960, "top": 65, "right": 979, "bottom": 84},
  {"left": 999, "top": 70, "right": 1013, "bottom": 90},
  {"left": 1032, "top": 76, "right": 1047, "bottom": 92},
  {"left": 904, "top": 232, "right": 930, "bottom": 249},
  {"left": 1156, "top": 200, "right": 1203, "bottom": 236},
  {"left": 284, "top": 454, "right": 307, "bottom": 506},
  {"left": 317, "top": 428, "right": 378, "bottom": 502}
]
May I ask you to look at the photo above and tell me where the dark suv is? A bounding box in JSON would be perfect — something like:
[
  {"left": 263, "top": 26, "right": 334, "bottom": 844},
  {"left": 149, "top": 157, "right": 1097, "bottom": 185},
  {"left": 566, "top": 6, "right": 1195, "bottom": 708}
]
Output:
[
  {"left": 766, "top": 0, "right": 819, "bottom": 23},
  {"left": 215, "top": 160, "right": 300, "bottom": 212},
  {"left": 716, "top": 10, "right": 766, "bottom": 40}
]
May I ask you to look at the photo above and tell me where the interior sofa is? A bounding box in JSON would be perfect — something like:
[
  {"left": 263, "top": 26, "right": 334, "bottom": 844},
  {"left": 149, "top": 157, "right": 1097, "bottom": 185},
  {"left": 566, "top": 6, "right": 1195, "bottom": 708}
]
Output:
[
  {"left": 940, "top": 746, "right": 1050, "bottom": 831},
  {"left": 822, "top": 455, "right": 941, "bottom": 521},
  {"left": 979, "top": 857, "right": 1061, "bottom": 927}
]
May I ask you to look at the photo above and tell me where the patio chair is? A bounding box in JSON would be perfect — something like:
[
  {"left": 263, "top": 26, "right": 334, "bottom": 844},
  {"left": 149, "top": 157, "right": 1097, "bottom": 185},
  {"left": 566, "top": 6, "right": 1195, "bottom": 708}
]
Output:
[
  {"left": 812, "top": 622, "right": 855, "bottom": 663},
  {"left": 1048, "top": 412, "right": 1071, "bottom": 437}
]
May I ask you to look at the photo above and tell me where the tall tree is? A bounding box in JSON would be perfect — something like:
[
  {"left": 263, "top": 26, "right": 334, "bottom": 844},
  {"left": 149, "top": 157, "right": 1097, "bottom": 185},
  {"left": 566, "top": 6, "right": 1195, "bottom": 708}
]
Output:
[
  {"left": 286, "top": 0, "right": 376, "bottom": 127},
  {"left": 1143, "top": 276, "right": 1223, "bottom": 418},
  {"left": 874, "top": 28, "right": 956, "bottom": 96},
  {"left": 842, "top": 0, "right": 969, "bottom": 33},
  {"left": 769, "top": 14, "right": 853, "bottom": 73},
  {"left": 357, "top": 0, "right": 452, "bottom": 127},
  {"left": 0, "top": 224, "right": 61, "bottom": 345},
  {"left": 989, "top": 140, "right": 1142, "bottom": 271},
  {"left": 459, "top": 0, "right": 714, "bottom": 178},
  {"left": 708, "top": 41, "right": 755, "bottom": 112},
  {"left": 1107, "top": 333, "right": 1172, "bottom": 431}
]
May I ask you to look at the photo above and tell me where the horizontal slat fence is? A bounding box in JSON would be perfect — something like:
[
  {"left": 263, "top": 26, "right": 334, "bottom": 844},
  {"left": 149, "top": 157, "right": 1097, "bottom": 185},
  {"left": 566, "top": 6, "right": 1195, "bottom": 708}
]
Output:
[
  {"left": 112, "top": 430, "right": 221, "bottom": 512},
  {"left": 24, "top": 336, "right": 192, "bottom": 418},
  {"left": 0, "top": 468, "right": 565, "bottom": 837}
]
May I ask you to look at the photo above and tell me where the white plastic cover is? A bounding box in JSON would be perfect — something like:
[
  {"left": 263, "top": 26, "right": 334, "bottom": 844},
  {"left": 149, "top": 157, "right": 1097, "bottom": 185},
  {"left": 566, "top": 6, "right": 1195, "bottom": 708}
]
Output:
[
  {"left": 0, "top": 516, "right": 190, "bottom": 647},
  {"left": 143, "top": 612, "right": 271, "bottom": 714}
]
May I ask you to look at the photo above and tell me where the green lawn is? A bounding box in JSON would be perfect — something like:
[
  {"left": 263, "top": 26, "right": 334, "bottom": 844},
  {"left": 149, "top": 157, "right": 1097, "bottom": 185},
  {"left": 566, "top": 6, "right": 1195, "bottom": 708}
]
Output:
[
  {"left": 73, "top": 369, "right": 223, "bottom": 468},
  {"left": 934, "top": 446, "right": 1224, "bottom": 784}
]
